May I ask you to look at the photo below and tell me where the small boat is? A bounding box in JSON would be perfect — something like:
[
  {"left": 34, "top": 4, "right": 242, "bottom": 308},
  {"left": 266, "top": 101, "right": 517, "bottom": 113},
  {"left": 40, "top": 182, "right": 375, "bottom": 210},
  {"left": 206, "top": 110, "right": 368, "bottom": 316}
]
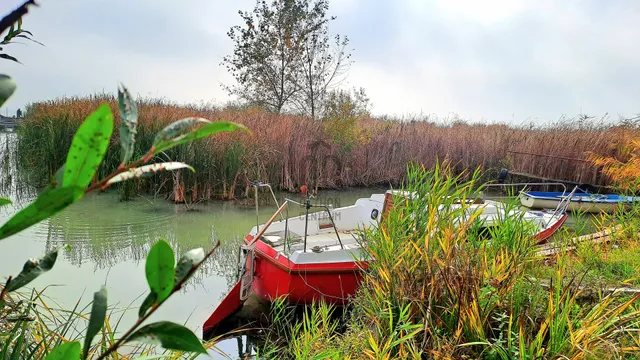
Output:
[
  {"left": 520, "top": 190, "right": 640, "bottom": 213},
  {"left": 203, "top": 186, "right": 569, "bottom": 338}
]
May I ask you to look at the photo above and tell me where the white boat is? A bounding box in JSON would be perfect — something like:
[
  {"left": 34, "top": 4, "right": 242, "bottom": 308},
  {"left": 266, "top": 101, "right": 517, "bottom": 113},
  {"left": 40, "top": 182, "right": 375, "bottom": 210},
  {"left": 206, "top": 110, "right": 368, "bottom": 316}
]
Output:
[
  {"left": 520, "top": 190, "right": 640, "bottom": 213},
  {"left": 203, "top": 188, "right": 569, "bottom": 337}
]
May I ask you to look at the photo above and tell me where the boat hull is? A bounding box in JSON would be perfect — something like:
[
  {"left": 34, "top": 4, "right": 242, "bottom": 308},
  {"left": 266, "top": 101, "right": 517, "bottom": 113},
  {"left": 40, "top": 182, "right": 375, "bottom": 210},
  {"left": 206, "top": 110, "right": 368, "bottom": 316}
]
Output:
[
  {"left": 251, "top": 239, "right": 367, "bottom": 305},
  {"left": 521, "top": 195, "right": 626, "bottom": 213}
]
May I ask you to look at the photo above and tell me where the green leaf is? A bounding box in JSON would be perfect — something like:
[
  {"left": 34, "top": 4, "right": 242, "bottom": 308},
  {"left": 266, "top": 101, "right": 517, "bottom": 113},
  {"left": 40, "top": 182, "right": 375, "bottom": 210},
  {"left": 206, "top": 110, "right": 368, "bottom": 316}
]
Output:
[
  {"left": 62, "top": 103, "right": 114, "bottom": 188},
  {"left": 152, "top": 118, "right": 212, "bottom": 146},
  {"left": 0, "top": 74, "right": 17, "bottom": 108},
  {"left": 118, "top": 83, "right": 138, "bottom": 165},
  {"left": 0, "top": 54, "right": 21, "bottom": 64},
  {"left": 83, "top": 286, "right": 107, "bottom": 359},
  {"left": 6, "top": 249, "right": 58, "bottom": 292},
  {"left": 145, "top": 240, "right": 175, "bottom": 303},
  {"left": 106, "top": 162, "right": 195, "bottom": 185},
  {"left": 44, "top": 341, "right": 81, "bottom": 360},
  {"left": 43, "top": 165, "right": 66, "bottom": 191},
  {"left": 153, "top": 121, "right": 248, "bottom": 155},
  {"left": 0, "top": 186, "right": 84, "bottom": 240},
  {"left": 174, "top": 248, "right": 205, "bottom": 286},
  {"left": 0, "top": 197, "right": 11, "bottom": 206},
  {"left": 126, "top": 321, "right": 206, "bottom": 354},
  {"left": 138, "top": 291, "right": 157, "bottom": 319}
]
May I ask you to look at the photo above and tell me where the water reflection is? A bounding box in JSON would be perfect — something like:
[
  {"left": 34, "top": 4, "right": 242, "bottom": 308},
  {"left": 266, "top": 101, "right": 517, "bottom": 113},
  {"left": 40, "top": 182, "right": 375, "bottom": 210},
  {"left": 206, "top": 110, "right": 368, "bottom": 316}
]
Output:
[{"left": 0, "top": 133, "right": 383, "bottom": 358}]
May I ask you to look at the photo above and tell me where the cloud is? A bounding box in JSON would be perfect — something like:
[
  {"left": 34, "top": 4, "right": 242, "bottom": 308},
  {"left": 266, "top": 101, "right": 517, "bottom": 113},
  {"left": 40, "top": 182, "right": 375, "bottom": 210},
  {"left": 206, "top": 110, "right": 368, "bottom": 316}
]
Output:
[{"left": 1, "top": 0, "right": 639, "bottom": 123}]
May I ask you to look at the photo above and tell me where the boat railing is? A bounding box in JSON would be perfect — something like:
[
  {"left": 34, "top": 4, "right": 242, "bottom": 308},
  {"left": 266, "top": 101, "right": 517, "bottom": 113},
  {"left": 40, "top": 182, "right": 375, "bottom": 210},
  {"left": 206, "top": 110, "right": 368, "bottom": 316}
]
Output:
[
  {"left": 483, "top": 182, "right": 573, "bottom": 229},
  {"left": 248, "top": 182, "right": 345, "bottom": 253},
  {"left": 251, "top": 181, "right": 283, "bottom": 234},
  {"left": 482, "top": 182, "right": 568, "bottom": 199},
  {"left": 283, "top": 197, "right": 344, "bottom": 251}
]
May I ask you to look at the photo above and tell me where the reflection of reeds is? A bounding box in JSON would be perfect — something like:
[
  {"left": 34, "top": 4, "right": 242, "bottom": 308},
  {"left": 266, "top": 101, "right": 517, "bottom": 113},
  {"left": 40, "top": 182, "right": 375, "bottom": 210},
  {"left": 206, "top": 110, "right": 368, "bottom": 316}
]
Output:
[
  {"left": 37, "top": 196, "right": 246, "bottom": 299},
  {"left": 15, "top": 96, "right": 635, "bottom": 201}
]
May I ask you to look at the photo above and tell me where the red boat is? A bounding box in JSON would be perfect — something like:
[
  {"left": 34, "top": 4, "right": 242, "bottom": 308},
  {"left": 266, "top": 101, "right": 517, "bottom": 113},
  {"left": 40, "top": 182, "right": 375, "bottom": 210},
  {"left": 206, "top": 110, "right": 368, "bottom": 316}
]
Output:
[{"left": 203, "top": 185, "right": 569, "bottom": 338}]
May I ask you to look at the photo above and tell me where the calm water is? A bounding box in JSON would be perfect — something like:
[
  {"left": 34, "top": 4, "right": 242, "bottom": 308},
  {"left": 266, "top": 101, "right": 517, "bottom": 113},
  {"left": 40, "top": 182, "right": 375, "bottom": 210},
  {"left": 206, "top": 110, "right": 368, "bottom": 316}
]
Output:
[{"left": 0, "top": 184, "right": 381, "bottom": 358}]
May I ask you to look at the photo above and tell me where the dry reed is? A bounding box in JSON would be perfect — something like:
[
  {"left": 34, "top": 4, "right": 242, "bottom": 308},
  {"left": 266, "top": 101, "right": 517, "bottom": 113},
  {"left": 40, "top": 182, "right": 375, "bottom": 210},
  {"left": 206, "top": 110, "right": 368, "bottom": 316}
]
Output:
[{"left": 15, "top": 95, "right": 635, "bottom": 201}]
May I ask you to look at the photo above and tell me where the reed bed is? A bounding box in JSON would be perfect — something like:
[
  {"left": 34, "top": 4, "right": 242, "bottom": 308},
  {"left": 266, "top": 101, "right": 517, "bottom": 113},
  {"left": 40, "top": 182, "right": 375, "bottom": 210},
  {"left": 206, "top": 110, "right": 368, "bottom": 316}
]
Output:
[{"left": 14, "top": 95, "right": 635, "bottom": 201}]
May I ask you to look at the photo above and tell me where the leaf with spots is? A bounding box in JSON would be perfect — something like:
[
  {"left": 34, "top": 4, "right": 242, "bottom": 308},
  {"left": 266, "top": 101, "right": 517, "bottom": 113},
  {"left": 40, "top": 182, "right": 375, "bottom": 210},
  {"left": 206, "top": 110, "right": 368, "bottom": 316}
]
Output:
[
  {"left": 0, "top": 186, "right": 84, "bottom": 240},
  {"left": 145, "top": 240, "right": 175, "bottom": 303},
  {"left": 62, "top": 103, "right": 114, "bottom": 188},
  {"left": 42, "top": 164, "right": 65, "bottom": 192},
  {"left": 0, "top": 74, "right": 16, "bottom": 108},
  {"left": 152, "top": 118, "right": 212, "bottom": 146},
  {"left": 126, "top": 321, "right": 207, "bottom": 354},
  {"left": 6, "top": 247, "right": 58, "bottom": 292},
  {"left": 83, "top": 286, "right": 107, "bottom": 359},
  {"left": 44, "top": 341, "right": 81, "bottom": 360},
  {"left": 106, "top": 162, "right": 194, "bottom": 185},
  {"left": 138, "top": 291, "right": 157, "bottom": 319},
  {"left": 153, "top": 121, "right": 249, "bottom": 155},
  {"left": 118, "top": 83, "right": 138, "bottom": 165},
  {"left": 174, "top": 248, "right": 205, "bottom": 287}
]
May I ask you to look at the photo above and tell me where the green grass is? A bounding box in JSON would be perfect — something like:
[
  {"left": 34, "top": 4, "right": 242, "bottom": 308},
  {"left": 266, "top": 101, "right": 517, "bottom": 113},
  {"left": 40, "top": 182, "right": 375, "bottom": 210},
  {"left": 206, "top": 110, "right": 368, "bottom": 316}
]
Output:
[
  {"left": 248, "top": 163, "right": 640, "bottom": 359},
  {"left": 0, "top": 288, "right": 226, "bottom": 359}
]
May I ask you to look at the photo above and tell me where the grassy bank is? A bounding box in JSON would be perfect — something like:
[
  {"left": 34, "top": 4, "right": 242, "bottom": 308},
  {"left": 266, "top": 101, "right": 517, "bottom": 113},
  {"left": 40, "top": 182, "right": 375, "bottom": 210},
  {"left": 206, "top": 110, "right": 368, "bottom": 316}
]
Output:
[
  {"left": 254, "top": 164, "right": 640, "bottom": 359},
  {"left": 14, "top": 95, "right": 635, "bottom": 201}
]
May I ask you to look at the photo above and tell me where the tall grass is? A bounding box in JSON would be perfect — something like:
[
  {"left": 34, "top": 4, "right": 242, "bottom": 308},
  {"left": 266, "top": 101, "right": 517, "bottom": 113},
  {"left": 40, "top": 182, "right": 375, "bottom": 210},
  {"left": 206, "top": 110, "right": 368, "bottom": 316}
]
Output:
[
  {"left": 15, "top": 95, "right": 636, "bottom": 201},
  {"left": 0, "top": 287, "right": 226, "bottom": 359},
  {"left": 254, "top": 163, "right": 640, "bottom": 359}
]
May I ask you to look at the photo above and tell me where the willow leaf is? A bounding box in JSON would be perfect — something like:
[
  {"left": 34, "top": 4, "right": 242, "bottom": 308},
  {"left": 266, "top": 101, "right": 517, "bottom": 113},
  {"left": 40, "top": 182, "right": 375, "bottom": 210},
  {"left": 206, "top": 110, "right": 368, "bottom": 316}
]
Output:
[
  {"left": 174, "top": 248, "right": 205, "bottom": 286},
  {"left": 126, "top": 321, "right": 206, "bottom": 354},
  {"left": 153, "top": 121, "right": 248, "bottom": 155},
  {"left": 43, "top": 341, "right": 81, "bottom": 360},
  {"left": 6, "top": 248, "right": 58, "bottom": 292},
  {"left": 0, "top": 74, "right": 16, "bottom": 108},
  {"left": 0, "top": 187, "right": 84, "bottom": 240},
  {"left": 62, "top": 103, "right": 114, "bottom": 188},
  {"left": 118, "top": 83, "right": 138, "bottom": 164},
  {"left": 145, "top": 240, "right": 175, "bottom": 303},
  {"left": 106, "top": 162, "right": 194, "bottom": 185},
  {"left": 83, "top": 286, "right": 107, "bottom": 359},
  {"left": 152, "top": 118, "right": 212, "bottom": 146}
]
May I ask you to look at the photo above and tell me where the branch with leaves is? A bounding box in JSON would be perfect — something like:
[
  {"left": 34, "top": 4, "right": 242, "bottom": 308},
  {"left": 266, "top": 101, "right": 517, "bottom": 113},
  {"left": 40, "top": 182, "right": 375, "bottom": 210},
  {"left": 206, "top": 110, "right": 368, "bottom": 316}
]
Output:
[
  {"left": 0, "top": 0, "right": 43, "bottom": 63},
  {"left": 0, "top": 74, "right": 251, "bottom": 358}
]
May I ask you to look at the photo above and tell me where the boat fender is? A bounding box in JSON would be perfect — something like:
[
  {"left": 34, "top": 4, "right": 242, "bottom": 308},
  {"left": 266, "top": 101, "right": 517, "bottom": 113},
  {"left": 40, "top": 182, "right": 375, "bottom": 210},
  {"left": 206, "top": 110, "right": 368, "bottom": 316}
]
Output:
[{"left": 371, "top": 209, "right": 379, "bottom": 220}]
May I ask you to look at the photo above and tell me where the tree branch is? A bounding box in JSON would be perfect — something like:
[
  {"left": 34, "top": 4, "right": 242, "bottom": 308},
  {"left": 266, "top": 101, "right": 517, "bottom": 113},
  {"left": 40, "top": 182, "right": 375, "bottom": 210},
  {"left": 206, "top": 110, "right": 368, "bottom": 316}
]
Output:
[{"left": 0, "top": 0, "right": 38, "bottom": 36}]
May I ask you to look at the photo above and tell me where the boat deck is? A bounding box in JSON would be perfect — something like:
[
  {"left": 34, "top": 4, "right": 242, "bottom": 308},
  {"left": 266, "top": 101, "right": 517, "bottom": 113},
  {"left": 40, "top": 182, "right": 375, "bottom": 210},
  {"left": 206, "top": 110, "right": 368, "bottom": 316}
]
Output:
[{"left": 259, "top": 229, "right": 368, "bottom": 264}]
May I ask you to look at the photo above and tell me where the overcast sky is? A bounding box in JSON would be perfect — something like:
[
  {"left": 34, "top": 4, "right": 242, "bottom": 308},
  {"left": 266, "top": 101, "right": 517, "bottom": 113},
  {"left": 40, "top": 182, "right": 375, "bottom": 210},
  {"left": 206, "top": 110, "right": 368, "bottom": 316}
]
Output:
[{"left": 2, "top": 0, "right": 639, "bottom": 123}]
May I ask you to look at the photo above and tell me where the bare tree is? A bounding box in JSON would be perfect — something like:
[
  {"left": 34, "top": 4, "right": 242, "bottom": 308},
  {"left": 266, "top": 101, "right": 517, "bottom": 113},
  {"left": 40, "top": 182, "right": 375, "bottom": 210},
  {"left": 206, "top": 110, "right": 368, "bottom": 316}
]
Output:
[
  {"left": 222, "top": 0, "right": 348, "bottom": 116},
  {"left": 293, "top": 2, "right": 351, "bottom": 120}
]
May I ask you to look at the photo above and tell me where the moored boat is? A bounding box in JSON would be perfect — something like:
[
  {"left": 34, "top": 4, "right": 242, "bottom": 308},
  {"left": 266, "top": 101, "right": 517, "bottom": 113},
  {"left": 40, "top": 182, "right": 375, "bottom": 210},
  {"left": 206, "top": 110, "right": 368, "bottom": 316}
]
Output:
[
  {"left": 203, "top": 187, "right": 569, "bottom": 338},
  {"left": 520, "top": 191, "right": 640, "bottom": 213}
]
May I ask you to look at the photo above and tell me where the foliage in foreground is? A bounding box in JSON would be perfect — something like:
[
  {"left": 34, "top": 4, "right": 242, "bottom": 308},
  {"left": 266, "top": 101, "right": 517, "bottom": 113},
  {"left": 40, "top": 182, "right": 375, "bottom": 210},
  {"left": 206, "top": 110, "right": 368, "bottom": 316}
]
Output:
[
  {"left": 256, "top": 164, "right": 640, "bottom": 359},
  {"left": 0, "top": 56, "right": 247, "bottom": 357},
  {"left": 0, "top": 1, "right": 43, "bottom": 64}
]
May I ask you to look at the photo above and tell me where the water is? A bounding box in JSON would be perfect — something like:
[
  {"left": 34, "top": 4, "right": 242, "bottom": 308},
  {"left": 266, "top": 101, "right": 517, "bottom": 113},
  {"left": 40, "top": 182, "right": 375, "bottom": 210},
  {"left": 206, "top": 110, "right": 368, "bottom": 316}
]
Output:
[{"left": 0, "top": 185, "right": 382, "bottom": 358}]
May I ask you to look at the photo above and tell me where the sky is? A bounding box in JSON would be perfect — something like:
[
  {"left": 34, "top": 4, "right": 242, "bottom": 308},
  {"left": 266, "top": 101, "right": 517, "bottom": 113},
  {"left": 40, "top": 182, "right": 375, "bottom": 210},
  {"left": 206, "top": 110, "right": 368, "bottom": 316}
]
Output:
[{"left": 1, "top": 0, "right": 640, "bottom": 124}]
